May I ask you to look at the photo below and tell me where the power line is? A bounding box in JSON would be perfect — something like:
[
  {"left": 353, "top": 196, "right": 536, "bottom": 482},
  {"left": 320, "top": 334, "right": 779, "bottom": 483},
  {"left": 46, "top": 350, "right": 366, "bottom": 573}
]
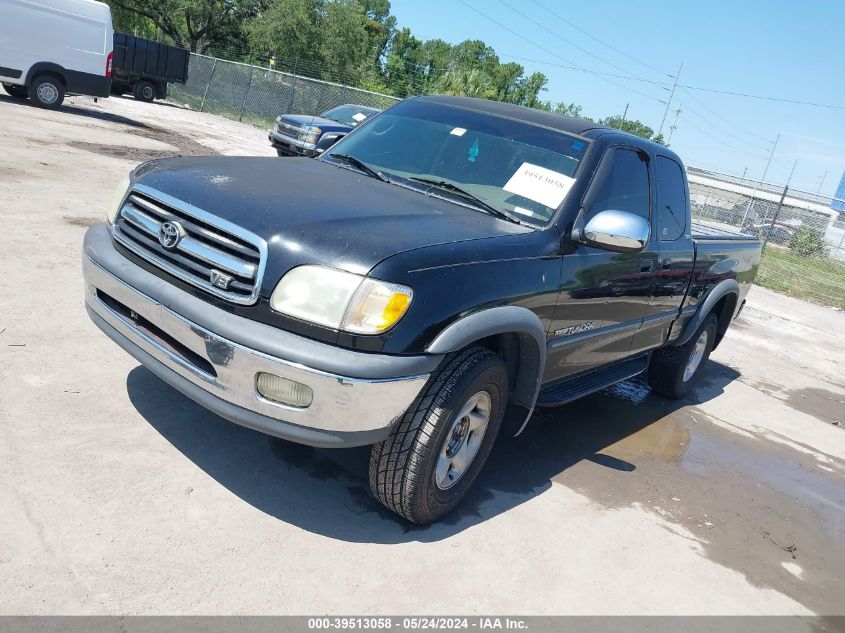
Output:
[
  {"left": 455, "top": 0, "right": 667, "bottom": 104},
  {"left": 679, "top": 88, "right": 771, "bottom": 143},
  {"left": 528, "top": 0, "right": 672, "bottom": 78},
  {"left": 675, "top": 114, "right": 773, "bottom": 160},
  {"left": 495, "top": 0, "right": 654, "bottom": 83},
  {"left": 678, "top": 102, "right": 771, "bottom": 153}
]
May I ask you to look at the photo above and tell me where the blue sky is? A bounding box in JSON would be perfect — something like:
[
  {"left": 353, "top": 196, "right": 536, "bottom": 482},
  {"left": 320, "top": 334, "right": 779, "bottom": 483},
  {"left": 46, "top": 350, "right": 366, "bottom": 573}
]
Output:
[{"left": 390, "top": 0, "right": 845, "bottom": 198}]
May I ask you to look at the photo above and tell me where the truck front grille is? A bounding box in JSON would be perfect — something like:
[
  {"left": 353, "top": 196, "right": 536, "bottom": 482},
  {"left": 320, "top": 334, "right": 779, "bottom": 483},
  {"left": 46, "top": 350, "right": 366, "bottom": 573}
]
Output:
[
  {"left": 112, "top": 185, "right": 267, "bottom": 305},
  {"left": 277, "top": 121, "right": 302, "bottom": 136}
]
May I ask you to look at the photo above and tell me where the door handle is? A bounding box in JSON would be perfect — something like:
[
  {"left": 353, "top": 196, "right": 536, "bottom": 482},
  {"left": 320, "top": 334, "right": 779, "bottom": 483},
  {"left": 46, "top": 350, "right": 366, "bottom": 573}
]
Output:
[
  {"left": 640, "top": 259, "right": 653, "bottom": 273},
  {"left": 662, "top": 259, "right": 672, "bottom": 270}
]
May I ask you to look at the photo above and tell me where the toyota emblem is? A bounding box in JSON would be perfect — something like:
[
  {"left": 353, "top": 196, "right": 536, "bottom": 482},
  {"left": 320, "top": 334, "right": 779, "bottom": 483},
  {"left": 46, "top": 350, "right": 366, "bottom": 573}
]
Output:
[{"left": 158, "top": 221, "right": 184, "bottom": 249}]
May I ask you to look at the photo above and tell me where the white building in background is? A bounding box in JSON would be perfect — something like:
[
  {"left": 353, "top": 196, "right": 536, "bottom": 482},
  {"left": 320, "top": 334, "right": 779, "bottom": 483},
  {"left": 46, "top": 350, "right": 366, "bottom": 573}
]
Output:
[{"left": 686, "top": 167, "right": 844, "bottom": 259}]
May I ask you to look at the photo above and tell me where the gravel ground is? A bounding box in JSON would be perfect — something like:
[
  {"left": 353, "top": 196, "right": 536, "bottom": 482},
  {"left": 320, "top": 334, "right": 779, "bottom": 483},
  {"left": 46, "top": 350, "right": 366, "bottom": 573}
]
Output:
[{"left": 0, "top": 92, "right": 843, "bottom": 616}]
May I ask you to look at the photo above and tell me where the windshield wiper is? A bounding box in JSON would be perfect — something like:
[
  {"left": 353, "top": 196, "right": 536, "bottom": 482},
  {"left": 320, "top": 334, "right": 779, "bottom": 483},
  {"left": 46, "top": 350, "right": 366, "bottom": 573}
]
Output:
[
  {"left": 409, "top": 177, "right": 525, "bottom": 225},
  {"left": 327, "top": 153, "right": 389, "bottom": 182}
]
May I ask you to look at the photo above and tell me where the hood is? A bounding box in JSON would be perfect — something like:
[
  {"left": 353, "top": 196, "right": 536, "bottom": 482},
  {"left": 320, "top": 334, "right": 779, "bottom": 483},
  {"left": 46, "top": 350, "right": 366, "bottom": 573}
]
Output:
[
  {"left": 280, "top": 114, "right": 351, "bottom": 131},
  {"left": 132, "top": 156, "right": 529, "bottom": 292}
]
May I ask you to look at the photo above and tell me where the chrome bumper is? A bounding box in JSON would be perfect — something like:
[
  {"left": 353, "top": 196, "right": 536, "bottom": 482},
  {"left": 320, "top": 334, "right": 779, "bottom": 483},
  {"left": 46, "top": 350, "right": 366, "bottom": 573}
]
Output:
[
  {"left": 268, "top": 130, "right": 316, "bottom": 155},
  {"left": 83, "top": 229, "right": 432, "bottom": 447}
]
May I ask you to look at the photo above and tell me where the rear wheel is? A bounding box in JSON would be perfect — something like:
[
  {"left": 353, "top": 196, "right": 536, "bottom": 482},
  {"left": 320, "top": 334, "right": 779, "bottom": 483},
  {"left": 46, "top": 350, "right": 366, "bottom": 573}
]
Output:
[
  {"left": 133, "top": 80, "right": 156, "bottom": 102},
  {"left": 648, "top": 313, "right": 718, "bottom": 399},
  {"left": 369, "top": 346, "right": 508, "bottom": 524},
  {"left": 3, "top": 83, "right": 28, "bottom": 99},
  {"left": 28, "top": 75, "right": 65, "bottom": 108}
]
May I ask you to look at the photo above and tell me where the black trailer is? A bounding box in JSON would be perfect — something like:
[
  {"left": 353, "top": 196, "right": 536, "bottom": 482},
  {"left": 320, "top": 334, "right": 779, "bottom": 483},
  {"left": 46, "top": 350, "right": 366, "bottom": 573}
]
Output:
[{"left": 111, "top": 33, "right": 189, "bottom": 103}]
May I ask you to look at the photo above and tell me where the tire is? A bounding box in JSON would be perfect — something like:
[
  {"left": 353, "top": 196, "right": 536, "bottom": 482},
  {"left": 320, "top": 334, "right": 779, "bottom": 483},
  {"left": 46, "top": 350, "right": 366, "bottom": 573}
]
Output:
[
  {"left": 133, "top": 80, "right": 156, "bottom": 103},
  {"left": 28, "top": 75, "right": 65, "bottom": 108},
  {"left": 369, "top": 346, "right": 508, "bottom": 524},
  {"left": 3, "top": 83, "right": 28, "bottom": 99},
  {"left": 648, "top": 313, "right": 718, "bottom": 399}
]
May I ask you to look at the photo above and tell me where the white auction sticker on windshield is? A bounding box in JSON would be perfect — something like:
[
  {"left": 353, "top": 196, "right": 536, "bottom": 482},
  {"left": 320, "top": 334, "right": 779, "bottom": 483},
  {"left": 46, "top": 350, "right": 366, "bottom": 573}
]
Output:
[
  {"left": 450, "top": 127, "right": 467, "bottom": 136},
  {"left": 503, "top": 162, "right": 576, "bottom": 209},
  {"left": 352, "top": 112, "right": 367, "bottom": 122}
]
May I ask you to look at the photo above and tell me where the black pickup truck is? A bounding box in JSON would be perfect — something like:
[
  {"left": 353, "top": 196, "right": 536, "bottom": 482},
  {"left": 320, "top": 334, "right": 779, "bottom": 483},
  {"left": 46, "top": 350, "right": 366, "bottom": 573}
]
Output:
[{"left": 83, "top": 95, "right": 761, "bottom": 523}]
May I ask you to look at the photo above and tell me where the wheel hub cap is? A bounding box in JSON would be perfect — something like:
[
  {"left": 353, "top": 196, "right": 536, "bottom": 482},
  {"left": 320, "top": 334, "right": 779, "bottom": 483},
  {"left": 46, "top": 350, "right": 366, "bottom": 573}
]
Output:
[
  {"left": 683, "top": 329, "right": 709, "bottom": 382},
  {"left": 37, "top": 83, "right": 58, "bottom": 104},
  {"left": 435, "top": 391, "right": 491, "bottom": 490}
]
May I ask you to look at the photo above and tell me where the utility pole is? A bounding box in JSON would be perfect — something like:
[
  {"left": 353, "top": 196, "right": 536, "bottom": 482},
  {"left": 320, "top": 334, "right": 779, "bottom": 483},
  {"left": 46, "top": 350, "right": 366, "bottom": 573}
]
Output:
[
  {"left": 741, "top": 166, "right": 748, "bottom": 180},
  {"left": 620, "top": 103, "right": 629, "bottom": 129},
  {"left": 657, "top": 61, "right": 683, "bottom": 137},
  {"left": 741, "top": 132, "right": 781, "bottom": 226},
  {"left": 817, "top": 171, "right": 828, "bottom": 194},
  {"left": 762, "top": 159, "right": 798, "bottom": 249},
  {"left": 666, "top": 105, "right": 682, "bottom": 145}
]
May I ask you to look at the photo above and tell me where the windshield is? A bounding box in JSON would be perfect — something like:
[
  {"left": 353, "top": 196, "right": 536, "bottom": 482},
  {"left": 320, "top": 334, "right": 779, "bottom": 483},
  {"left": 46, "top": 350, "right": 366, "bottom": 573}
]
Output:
[
  {"left": 323, "top": 99, "right": 589, "bottom": 224},
  {"left": 321, "top": 105, "right": 379, "bottom": 126}
]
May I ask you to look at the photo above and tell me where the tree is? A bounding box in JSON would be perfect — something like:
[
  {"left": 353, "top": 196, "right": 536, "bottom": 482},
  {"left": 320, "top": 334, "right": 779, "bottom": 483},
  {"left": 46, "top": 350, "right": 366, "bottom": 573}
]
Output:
[
  {"left": 598, "top": 114, "right": 665, "bottom": 144},
  {"left": 435, "top": 67, "right": 496, "bottom": 100},
  {"left": 106, "top": 0, "right": 263, "bottom": 52}
]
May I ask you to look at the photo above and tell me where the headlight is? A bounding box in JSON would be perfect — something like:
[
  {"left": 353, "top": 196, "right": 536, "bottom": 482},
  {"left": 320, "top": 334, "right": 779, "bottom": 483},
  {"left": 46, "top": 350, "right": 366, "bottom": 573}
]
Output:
[
  {"left": 297, "top": 125, "right": 322, "bottom": 145},
  {"left": 107, "top": 172, "right": 131, "bottom": 224},
  {"left": 269, "top": 265, "right": 412, "bottom": 334}
]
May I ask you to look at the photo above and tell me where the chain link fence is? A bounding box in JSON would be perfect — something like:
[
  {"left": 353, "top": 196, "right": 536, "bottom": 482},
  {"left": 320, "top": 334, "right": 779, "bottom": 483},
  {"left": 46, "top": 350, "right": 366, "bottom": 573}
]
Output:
[
  {"left": 688, "top": 167, "right": 845, "bottom": 308},
  {"left": 169, "top": 53, "right": 399, "bottom": 129}
]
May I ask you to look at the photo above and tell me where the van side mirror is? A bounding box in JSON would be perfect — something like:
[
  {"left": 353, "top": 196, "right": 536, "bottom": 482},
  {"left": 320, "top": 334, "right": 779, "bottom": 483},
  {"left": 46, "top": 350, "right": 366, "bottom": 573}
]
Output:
[{"left": 579, "top": 210, "right": 650, "bottom": 253}]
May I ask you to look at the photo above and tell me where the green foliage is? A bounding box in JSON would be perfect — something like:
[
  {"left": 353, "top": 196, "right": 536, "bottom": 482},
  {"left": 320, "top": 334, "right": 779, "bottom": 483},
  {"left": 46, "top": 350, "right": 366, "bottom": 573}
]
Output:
[
  {"left": 757, "top": 245, "right": 845, "bottom": 309},
  {"left": 789, "top": 226, "right": 827, "bottom": 257},
  {"left": 105, "top": 0, "right": 263, "bottom": 52},
  {"left": 597, "top": 115, "right": 665, "bottom": 144},
  {"left": 112, "top": 0, "right": 663, "bottom": 142}
]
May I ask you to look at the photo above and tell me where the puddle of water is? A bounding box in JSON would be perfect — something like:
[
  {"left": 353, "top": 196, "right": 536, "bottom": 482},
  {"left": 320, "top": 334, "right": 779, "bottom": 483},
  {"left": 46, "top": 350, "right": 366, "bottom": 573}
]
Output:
[
  {"left": 787, "top": 387, "right": 845, "bottom": 426},
  {"left": 535, "top": 381, "right": 845, "bottom": 615}
]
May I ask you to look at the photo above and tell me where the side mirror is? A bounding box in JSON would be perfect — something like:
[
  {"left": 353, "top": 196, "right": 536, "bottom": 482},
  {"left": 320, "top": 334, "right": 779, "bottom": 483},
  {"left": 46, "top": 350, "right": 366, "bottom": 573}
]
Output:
[
  {"left": 315, "top": 133, "right": 343, "bottom": 154},
  {"left": 579, "top": 209, "right": 650, "bottom": 253}
]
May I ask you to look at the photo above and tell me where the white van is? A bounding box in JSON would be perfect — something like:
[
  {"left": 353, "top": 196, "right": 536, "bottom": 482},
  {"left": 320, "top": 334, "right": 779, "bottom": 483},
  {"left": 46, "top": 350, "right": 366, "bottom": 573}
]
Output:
[{"left": 0, "top": 0, "right": 113, "bottom": 108}]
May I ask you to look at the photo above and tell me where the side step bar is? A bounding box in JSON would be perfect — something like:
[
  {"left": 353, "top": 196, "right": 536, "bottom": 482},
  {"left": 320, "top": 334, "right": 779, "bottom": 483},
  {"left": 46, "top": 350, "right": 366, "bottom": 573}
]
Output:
[{"left": 536, "top": 355, "right": 649, "bottom": 407}]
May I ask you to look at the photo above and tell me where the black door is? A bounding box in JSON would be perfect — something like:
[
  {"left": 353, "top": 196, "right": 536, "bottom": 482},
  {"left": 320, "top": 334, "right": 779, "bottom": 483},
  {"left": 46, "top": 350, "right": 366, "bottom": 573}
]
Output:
[
  {"left": 546, "top": 146, "right": 655, "bottom": 383},
  {"left": 631, "top": 155, "right": 695, "bottom": 353}
]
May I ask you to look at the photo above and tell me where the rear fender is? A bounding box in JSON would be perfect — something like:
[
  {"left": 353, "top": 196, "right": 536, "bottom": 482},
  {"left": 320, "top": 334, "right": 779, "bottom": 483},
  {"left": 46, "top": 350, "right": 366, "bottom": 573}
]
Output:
[{"left": 672, "top": 279, "right": 739, "bottom": 347}]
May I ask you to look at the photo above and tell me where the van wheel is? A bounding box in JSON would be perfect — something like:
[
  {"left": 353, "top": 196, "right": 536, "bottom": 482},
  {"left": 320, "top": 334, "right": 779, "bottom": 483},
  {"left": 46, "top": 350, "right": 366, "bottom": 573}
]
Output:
[
  {"left": 134, "top": 80, "right": 156, "bottom": 102},
  {"left": 369, "top": 346, "right": 508, "bottom": 524},
  {"left": 3, "top": 83, "right": 28, "bottom": 99},
  {"left": 648, "top": 313, "right": 717, "bottom": 399},
  {"left": 28, "top": 75, "right": 65, "bottom": 108}
]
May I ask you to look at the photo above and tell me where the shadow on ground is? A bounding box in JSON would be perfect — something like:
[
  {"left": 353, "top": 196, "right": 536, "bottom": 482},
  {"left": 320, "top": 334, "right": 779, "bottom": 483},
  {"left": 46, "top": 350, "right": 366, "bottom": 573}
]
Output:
[
  {"left": 126, "top": 361, "right": 740, "bottom": 542},
  {"left": 0, "top": 92, "right": 148, "bottom": 127}
]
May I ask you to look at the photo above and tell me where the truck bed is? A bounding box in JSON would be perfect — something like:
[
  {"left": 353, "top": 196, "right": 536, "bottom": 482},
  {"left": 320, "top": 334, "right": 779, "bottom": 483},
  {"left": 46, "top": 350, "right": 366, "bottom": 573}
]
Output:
[
  {"left": 691, "top": 220, "right": 757, "bottom": 241},
  {"left": 112, "top": 33, "right": 189, "bottom": 84}
]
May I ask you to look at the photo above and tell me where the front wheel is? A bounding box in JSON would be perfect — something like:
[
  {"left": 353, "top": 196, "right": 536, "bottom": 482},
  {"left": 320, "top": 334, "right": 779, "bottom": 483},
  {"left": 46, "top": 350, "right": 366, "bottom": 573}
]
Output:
[
  {"left": 369, "top": 346, "right": 508, "bottom": 524},
  {"left": 648, "top": 313, "right": 718, "bottom": 399}
]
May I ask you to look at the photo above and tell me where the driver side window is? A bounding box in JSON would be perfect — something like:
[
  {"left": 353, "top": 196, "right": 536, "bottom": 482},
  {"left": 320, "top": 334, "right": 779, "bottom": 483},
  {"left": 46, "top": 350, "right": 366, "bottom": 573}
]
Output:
[{"left": 588, "top": 148, "right": 651, "bottom": 220}]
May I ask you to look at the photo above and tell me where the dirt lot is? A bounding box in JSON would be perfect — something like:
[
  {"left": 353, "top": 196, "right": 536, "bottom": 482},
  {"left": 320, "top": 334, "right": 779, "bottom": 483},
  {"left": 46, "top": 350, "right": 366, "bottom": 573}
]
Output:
[{"left": 1, "top": 93, "right": 843, "bottom": 616}]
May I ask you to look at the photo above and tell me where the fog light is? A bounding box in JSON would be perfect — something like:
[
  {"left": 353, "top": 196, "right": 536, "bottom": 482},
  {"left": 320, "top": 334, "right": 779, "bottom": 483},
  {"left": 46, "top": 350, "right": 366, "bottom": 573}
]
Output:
[{"left": 256, "top": 372, "right": 313, "bottom": 408}]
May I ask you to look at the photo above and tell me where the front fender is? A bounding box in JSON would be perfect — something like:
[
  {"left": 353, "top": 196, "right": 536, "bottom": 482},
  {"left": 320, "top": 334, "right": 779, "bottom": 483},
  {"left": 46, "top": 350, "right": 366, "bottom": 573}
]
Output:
[{"left": 426, "top": 305, "right": 547, "bottom": 435}]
